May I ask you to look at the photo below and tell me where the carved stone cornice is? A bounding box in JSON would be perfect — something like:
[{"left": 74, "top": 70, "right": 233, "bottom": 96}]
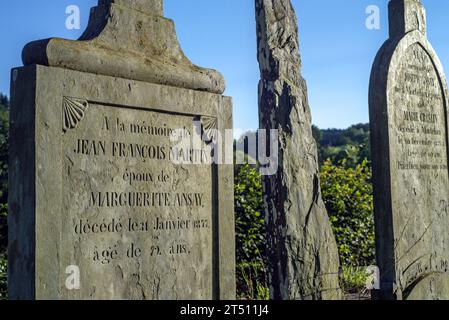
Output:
[{"left": 22, "top": 0, "right": 225, "bottom": 94}]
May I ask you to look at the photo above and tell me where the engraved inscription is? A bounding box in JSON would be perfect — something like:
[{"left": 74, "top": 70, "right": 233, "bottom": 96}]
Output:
[
  {"left": 61, "top": 102, "right": 214, "bottom": 299},
  {"left": 390, "top": 43, "right": 449, "bottom": 294},
  {"left": 393, "top": 45, "right": 448, "bottom": 173}
]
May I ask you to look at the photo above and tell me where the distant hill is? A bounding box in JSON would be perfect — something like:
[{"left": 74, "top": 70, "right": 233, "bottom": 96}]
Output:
[
  {"left": 0, "top": 95, "right": 7, "bottom": 109},
  {"left": 313, "top": 123, "right": 371, "bottom": 167},
  {"left": 234, "top": 124, "right": 370, "bottom": 168}
]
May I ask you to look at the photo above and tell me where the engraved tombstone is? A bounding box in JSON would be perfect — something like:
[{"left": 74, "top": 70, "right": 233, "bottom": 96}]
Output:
[
  {"left": 8, "top": 0, "right": 235, "bottom": 300},
  {"left": 369, "top": 0, "right": 449, "bottom": 300}
]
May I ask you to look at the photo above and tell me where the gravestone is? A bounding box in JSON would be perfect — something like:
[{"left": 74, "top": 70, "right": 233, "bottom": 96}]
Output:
[
  {"left": 8, "top": 0, "right": 235, "bottom": 300},
  {"left": 256, "top": 0, "right": 342, "bottom": 300},
  {"left": 370, "top": 0, "right": 449, "bottom": 300}
]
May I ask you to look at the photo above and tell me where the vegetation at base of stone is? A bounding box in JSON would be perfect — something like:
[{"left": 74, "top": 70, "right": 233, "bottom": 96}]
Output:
[
  {"left": 313, "top": 123, "right": 370, "bottom": 167},
  {"left": 340, "top": 265, "right": 368, "bottom": 294},
  {"left": 234, "top": 163, "right": 268, "bottom": 300},
  {"left": 320, "top": 159, "right": 375, "bottom": 267},
  {"left": 0, "top": 94, "right": 8, "bottom": 300},
  {"left": 0, "top": 253, "right": 6, "bottom": 300}
]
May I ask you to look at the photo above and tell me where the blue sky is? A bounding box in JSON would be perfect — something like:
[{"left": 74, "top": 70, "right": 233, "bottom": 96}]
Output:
[{"left": 1, "top": 1, "right": 449, "bottom": 130}]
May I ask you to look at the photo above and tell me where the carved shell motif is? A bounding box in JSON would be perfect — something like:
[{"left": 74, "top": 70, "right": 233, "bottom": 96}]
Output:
[
  {"left": 201, "top": 116, "right": 218, "bottom": 143},
  {"left": 63, "top": 97, "right": 89, "bottom": 132}
]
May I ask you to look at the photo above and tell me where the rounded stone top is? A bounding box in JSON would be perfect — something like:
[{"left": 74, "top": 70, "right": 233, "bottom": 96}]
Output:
[{"left": 98, "top": 0, "right": 163, "bottom": 15}]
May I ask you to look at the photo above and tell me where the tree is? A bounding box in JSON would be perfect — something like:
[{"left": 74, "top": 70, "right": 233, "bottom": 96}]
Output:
[
  {"left": 234, "top": 163, "right": 268, "bottom": 300},
  {"left": 0, "top": 94, "right": 8, "bottom": 109},
  {"left": 320, "top": 159, "right": 375, "bottom": 267},
  {"left": 314, "top": 123, "right": 371, "bottom": 167}
]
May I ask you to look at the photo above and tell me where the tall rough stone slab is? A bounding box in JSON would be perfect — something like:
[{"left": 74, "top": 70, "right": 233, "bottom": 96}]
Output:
[
  {"left": 9, "top": 0, "right": 235, "bottom": 300},
  {"left": 255, "top": 0, "right": 342, "bottom": 300},
  {"left": 370, "top": 0, "right": 449, "bottom": 300}
]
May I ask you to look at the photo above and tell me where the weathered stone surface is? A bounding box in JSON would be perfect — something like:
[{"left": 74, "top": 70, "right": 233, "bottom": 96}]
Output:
[
  {"left": 8, "top": 65, "right": 235, "bottom": 300},
  {"left": 9, "top": 0, "right": 235, "bottom": 300},
  {"left": 369, "top": 0, "right": 449, "bottom": 300},
  {"left": 256, "top": 0, "right": 342, "bottom": 300},
  {"left": 22, "top": 0, "right": 225, "bottom": 94},
  {"left": 99, "top": 0, "right": 164, "bottom": 15}
]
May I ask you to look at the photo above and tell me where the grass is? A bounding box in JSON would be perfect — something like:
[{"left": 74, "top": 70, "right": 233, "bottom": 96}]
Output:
[
  {"left": 237, "top": 261, "right": 269, "bottom": 300},
  {"left": 0, "top": 253, "right": 7, "bottom": 300},
  {"left": 340, "top": 265, "right": 369, "bottom": 294}
]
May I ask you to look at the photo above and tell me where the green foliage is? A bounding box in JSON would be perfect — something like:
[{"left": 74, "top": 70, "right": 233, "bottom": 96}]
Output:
[
  {"left": 237, "top": 261, "right": 269, "bottom": 300},
  {"left": 0, "top": 253, "right": 6, "bottom": 300},
  {"left": 314, "top": 123, "right": 370, "bottom": 167},
  {"left": 320, "top": 159, "right": 375, "bottom": 267},
  {"left": 234, "top": 163, "right": 268, "bottom": 300},
  {"left": 340, "top": 265, "right": 368, "bottom": 294},
  {"left": 312, "top": 125, "right": 323, "bottom": 150},
  {"left": 0, "top": 94, "right": 8, "bottom": 109}
]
